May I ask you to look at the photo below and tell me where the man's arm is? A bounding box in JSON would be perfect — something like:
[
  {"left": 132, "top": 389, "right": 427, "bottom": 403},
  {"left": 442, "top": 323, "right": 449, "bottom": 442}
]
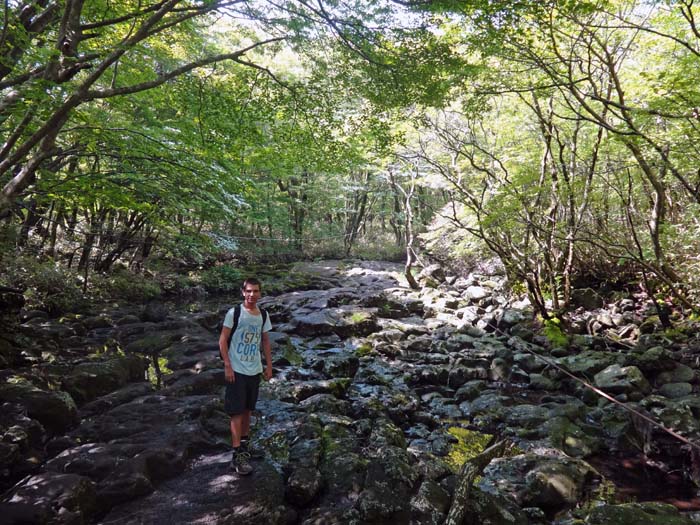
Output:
[
  {"left": 261, "top": 331, "right": 273, "bottom": 380},
  {"left": 219, "top": 327, "right": 235, "bottom": 383}
]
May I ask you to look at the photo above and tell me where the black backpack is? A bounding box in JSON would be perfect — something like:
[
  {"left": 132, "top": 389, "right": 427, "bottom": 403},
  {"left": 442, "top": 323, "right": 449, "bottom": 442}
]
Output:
[{"left": 219, "top": 305, "right": 269, "bottom": 356}]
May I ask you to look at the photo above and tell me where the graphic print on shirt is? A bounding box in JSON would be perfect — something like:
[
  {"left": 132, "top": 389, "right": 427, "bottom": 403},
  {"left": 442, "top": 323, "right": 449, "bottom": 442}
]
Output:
[
  {"left": 236, "top": 326, "right": 260, "bottom": 363},
  {"left": 223, "top": 306, "right": 272, "bottom": 375}
]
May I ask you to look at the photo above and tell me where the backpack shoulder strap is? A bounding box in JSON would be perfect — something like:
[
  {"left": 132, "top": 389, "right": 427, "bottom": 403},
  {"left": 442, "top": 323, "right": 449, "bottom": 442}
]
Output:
[
  {"left": 260, "top": 308, "right": 268, "bottom": 328},
  {"left": 226, "top": 304, "right": 242, "bottom": 349}
]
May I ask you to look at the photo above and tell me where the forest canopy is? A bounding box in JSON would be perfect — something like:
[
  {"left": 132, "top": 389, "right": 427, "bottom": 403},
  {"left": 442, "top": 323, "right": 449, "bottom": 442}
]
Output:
[{"left": 1, "top": 0, "right": 699, "bottom": 317}]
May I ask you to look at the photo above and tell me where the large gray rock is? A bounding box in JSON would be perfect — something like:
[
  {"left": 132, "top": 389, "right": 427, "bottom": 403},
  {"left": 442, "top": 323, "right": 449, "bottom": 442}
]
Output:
[
  {"left": 659, "top": 382, "right": 693, "bottom": 398},
  {"left": 292, "top": 306, "right": 380, "bottom": 338},
  {"left": 0, "top": 403, "right": 46, "bottom": 492},
  {"left": 656, "top": 364, "right": 695, "bottom": 385},
  {"left": 460, "top": 487, "right": 529, "bottom": 525},
  {"left": 5, "top": 472, "right": 97, "bottom": 524},
  {"left": 480, "top": 453, "right": 597, "bottom": 514},
  {"left": 624, "top": 345, "right": 676, "bottom": 375},
  {"left": 285, "top": 379, "right": 351, "bottom": 403},
  {"left": 465, "top": 285, "right": 490, "bottom": 302},
  {"left": 319, "top": 353, "right": 360, "bottom": 378},
  {"left": 594, "top": 364, "right": 651, "bottom": 395},
  {"left": 410, "top": 480, "right": 451, "bottom": 524},
  {"left": 61, "top": 355, "right": 147, "bottom": 405},
  {"left": 357, "top": 445, "right": 417, "bottom": 523},
  {"left": 101, "top": 453, "right": 289, "bottom": 525},
  {"left": 0, "top": 378, "right": 78, "bottom": 433},
  {"left": 554, "top": 351, "right": 619, "bottom": 376}
]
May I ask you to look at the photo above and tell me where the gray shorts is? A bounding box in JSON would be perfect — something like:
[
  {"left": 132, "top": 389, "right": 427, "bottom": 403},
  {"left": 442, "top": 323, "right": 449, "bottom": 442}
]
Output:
[{"left": 224, "top": 372, "right": 261, "bottom": 415}]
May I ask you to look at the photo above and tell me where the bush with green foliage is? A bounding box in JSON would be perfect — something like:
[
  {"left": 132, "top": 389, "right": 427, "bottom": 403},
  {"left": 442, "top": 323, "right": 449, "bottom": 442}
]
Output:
[
  {"left": 543, "top": 317, "right": 569, "bottom": 348},
  {"left": 198, "top": 264, "right": 243, "bottom": 293},
  {"left": 92, "top": 271, "right": 162, "bottom": 303},
  {"left": 0, "top": 256, "right": 85, "bottom": 315}
]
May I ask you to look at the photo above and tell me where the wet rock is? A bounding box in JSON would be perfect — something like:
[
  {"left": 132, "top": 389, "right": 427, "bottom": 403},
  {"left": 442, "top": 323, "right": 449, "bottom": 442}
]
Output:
[{"left": 585, "top": 501, "right": 695, "bottom": 525}]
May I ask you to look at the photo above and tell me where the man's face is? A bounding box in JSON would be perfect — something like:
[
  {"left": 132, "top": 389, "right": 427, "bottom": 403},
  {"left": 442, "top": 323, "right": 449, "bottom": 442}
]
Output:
[{"left": 242, "top": 284, "right": 261, "bottom": 306}]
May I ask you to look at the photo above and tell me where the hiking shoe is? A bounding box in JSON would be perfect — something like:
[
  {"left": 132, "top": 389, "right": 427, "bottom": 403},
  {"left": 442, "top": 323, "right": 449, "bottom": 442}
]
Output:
[
  {"left": 231, "top": 451, "right": 253, "bottom": 476},
  {"left": 241, "top": 440, "right": 264, "bottom": 459}
]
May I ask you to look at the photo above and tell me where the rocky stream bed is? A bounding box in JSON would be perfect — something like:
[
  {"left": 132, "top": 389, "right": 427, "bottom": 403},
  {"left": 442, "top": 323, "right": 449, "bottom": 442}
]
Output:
[{"left": 2, "top": 260, "right": 700, "bottom": 524}]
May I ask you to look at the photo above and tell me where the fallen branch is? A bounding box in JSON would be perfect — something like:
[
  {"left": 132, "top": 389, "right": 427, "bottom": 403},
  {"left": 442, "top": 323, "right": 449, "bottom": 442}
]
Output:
[{"left": 444, "top": 439, "right": 510, "bottom": 525}]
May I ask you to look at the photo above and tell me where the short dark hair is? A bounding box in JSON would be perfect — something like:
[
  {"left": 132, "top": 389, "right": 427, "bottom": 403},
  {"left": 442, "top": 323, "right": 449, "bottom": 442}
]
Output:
[{"left": 241, "top": 277, "right": 261, "bottom": 290}]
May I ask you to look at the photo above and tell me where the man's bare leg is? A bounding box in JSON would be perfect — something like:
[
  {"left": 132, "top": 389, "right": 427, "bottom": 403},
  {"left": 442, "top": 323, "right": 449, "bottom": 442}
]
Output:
[
  {"left": 241, "top": 410, "right": 251, "bottom": 439},
  {"left": 230, "top": 410, "right": 252, "bottom": 446},
  {"left": 230, "top": 414, "right": 244, "bottom": 447}
]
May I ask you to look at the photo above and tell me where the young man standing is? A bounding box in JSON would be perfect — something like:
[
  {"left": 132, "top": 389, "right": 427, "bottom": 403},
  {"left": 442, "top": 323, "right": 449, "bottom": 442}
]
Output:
[{"left": 219, "top": 277, "right": 273, "bottom": 475}]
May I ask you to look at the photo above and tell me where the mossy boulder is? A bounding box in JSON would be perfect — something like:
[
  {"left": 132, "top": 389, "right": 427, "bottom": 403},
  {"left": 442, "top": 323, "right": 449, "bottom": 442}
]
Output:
[
  {"left": 594, "top": 364, "right": 651, "bottom": 396},
  {"left": 124, "top": 333, "right": 178, "bottom": 355},
  {"left": 61, "top": 355, "right": 147, "bottom": 405},
  {"left": 585, "top": 502, "right": 695, "bottom": 525},
  {"left": 554, "top": 351, "right": 619, "bottom": 377},
  {"left": 0, "top": 378, "right": 78, "bottom": 433}
]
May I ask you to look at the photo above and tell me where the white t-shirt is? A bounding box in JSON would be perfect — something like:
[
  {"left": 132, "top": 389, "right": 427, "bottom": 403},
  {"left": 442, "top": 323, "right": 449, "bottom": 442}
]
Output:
[{"left": 224, "top": 306, "right": 272, "bottom": 375}]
